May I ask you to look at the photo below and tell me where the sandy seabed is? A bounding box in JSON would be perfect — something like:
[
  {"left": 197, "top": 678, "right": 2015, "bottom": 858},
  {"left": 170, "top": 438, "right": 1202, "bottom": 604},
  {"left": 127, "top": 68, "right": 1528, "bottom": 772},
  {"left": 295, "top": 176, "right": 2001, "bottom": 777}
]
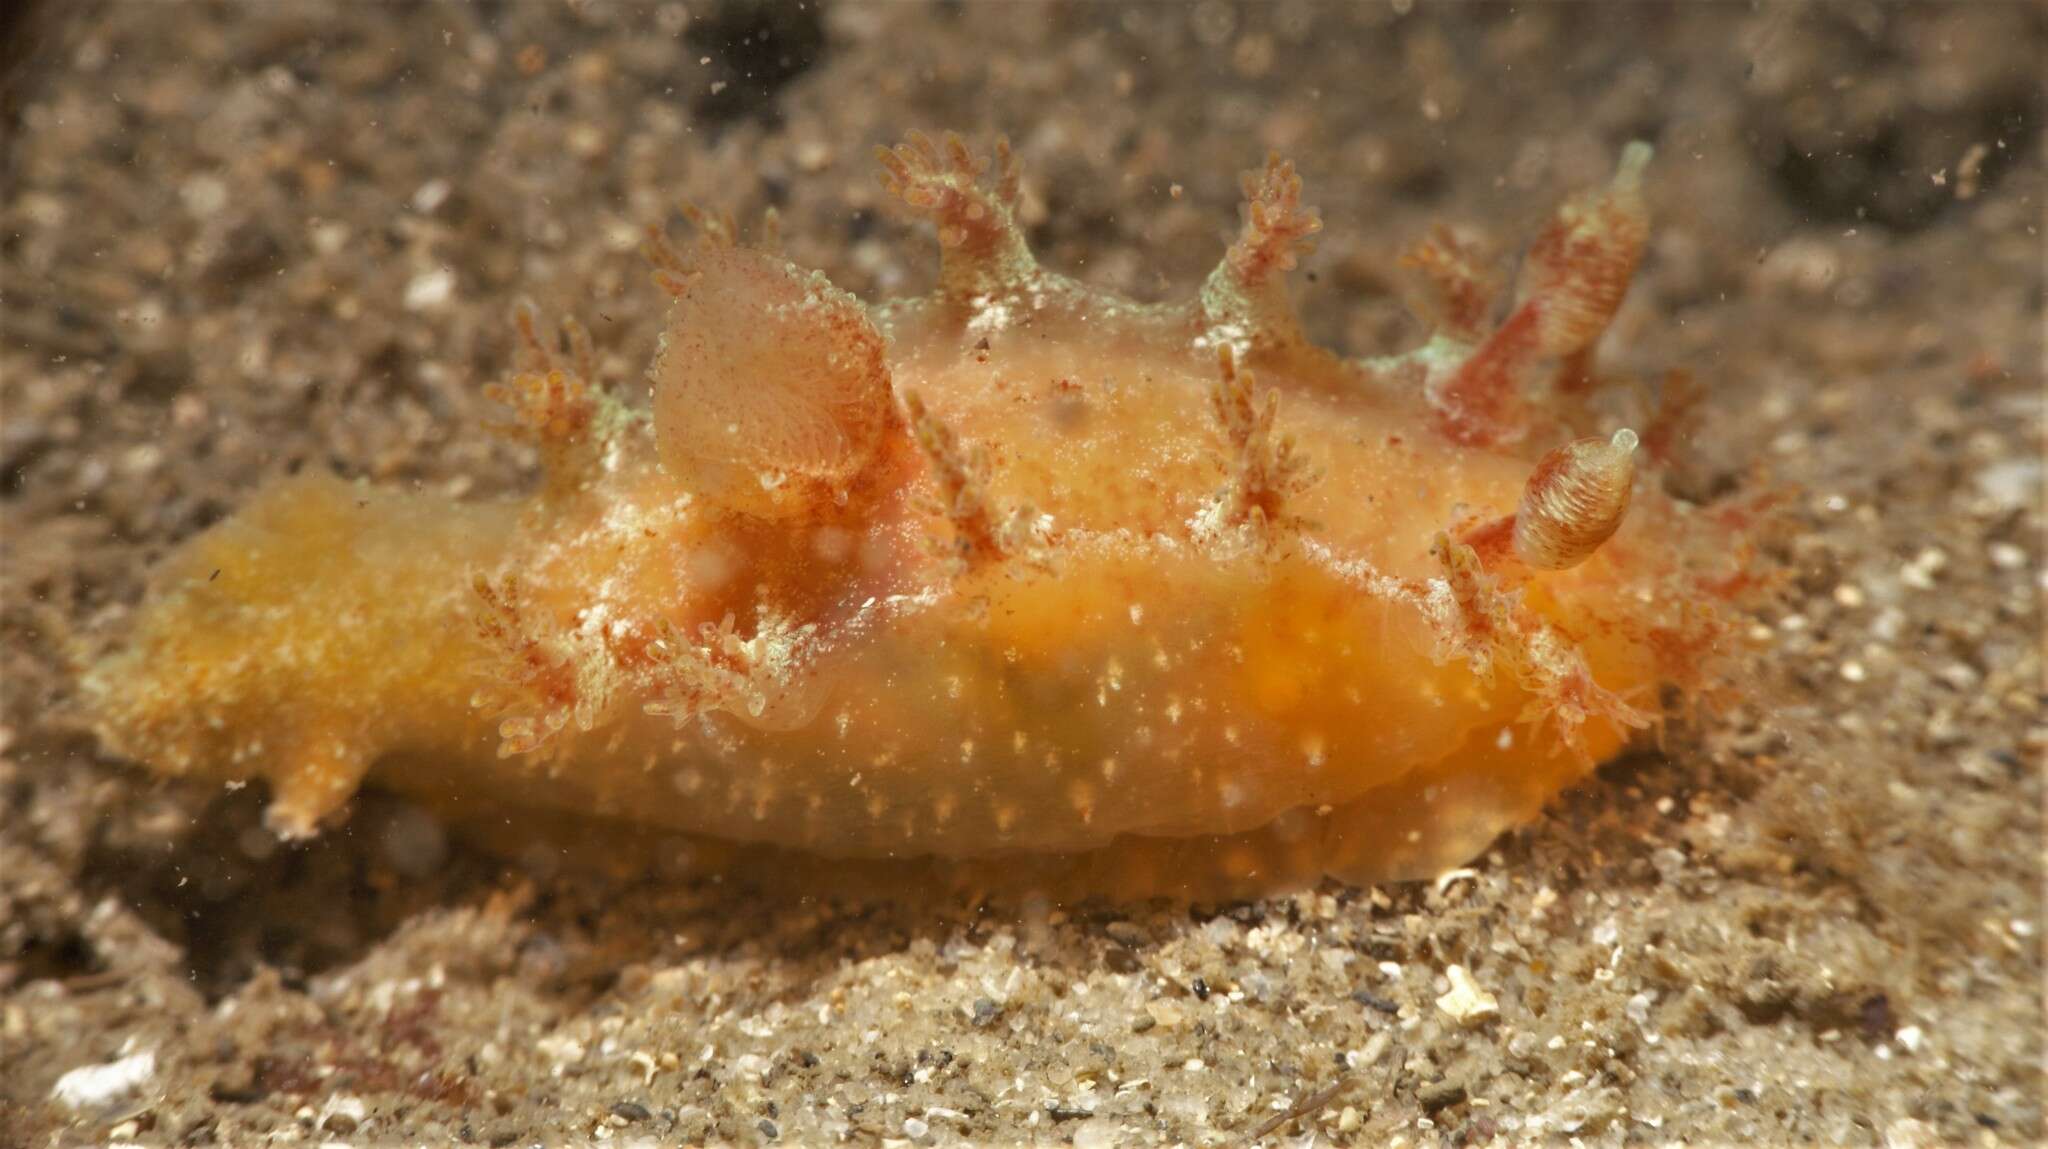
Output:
[{"left": 1, "top": 2, "right": 2041, "bottom": 1145}]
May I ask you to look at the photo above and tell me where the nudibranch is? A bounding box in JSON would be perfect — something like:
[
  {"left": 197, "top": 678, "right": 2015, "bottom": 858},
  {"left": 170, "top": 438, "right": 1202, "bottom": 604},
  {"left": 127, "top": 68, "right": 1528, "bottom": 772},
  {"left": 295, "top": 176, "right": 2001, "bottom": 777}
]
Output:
[{"left": 83, "top": 133, "right": 1751, "bottom": 898}]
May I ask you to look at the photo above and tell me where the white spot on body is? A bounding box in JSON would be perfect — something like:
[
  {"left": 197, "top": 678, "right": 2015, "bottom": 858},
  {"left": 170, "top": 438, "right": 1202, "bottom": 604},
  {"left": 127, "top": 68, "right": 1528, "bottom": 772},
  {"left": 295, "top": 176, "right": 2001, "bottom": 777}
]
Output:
[
  {"left": 1069, "top": 781, "right": 1097, "bottom": 825},
  {"left": 1301, "top": 734, "right": 1327, "bottom": 768}
]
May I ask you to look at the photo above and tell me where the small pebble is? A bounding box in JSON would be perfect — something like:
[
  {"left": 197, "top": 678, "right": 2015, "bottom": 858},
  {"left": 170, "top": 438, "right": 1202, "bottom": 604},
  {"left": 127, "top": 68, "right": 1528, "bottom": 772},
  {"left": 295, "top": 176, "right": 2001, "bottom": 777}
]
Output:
[
  {"left": 1419, "top": 1081, "right": 1468, "bottom": 1114},
  {"left": 1072, "top": 1119, "right": 1119, "bottom": 1149},
  {"left": 1350, "top": 989, "right": 1399, "bottom": 1014},
  {"left": 1988, "top": 542, "right": 2027, "bottom": 571},
  {"left": 1435, "top": 965, "right": 1498, "bottom": 1023},
  {"left": 411, "top": 178, "right": 451, "bottom": 214},
  {"left": 404, "top": 267, "right": 456, "bottom": 311}
]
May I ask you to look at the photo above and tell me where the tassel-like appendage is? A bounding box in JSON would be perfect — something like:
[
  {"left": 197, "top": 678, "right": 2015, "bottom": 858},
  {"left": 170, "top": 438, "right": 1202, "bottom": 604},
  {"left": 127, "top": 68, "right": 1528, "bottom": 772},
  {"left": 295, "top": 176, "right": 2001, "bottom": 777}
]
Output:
[
  {"left": 904, "top": 391, "right": 1010, "bottom": 567},
  {"left": 484, "top": 302, "right": 613, "bottom": 498},
  {"left": 877, "top": 131, "right": 1037, "bottom": 303},
  {"left": 1199, "top": 153, "right": 1322, "bottom": 356},
  {"left": 1208, "top": 346, "right": 1317, "bottom": 532},
  {"left": 1399, "top": 224, "right": 1501, "bottom": 345}
]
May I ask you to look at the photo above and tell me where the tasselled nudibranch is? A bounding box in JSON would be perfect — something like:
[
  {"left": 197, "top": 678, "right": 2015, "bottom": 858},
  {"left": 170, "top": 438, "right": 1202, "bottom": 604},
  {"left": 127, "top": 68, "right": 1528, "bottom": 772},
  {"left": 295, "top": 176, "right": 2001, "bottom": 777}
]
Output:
[{"left": 83, "top": 133, "right": 1753, "bottom": 898}]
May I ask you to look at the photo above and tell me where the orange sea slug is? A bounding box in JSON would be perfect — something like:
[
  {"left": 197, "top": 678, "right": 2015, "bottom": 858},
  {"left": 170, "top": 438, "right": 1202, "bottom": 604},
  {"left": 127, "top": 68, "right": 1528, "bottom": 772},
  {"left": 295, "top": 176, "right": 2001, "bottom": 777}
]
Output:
[{"left": 82, "top": 133, "right": 1750, "bottom": 898}]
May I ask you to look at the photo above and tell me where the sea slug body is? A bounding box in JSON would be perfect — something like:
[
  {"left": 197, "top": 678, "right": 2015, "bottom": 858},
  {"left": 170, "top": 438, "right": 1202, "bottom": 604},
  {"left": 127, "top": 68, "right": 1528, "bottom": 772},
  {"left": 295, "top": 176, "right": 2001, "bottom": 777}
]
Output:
[{"left": 83, "top": 132, "right": 1754, "bottom": 898}]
